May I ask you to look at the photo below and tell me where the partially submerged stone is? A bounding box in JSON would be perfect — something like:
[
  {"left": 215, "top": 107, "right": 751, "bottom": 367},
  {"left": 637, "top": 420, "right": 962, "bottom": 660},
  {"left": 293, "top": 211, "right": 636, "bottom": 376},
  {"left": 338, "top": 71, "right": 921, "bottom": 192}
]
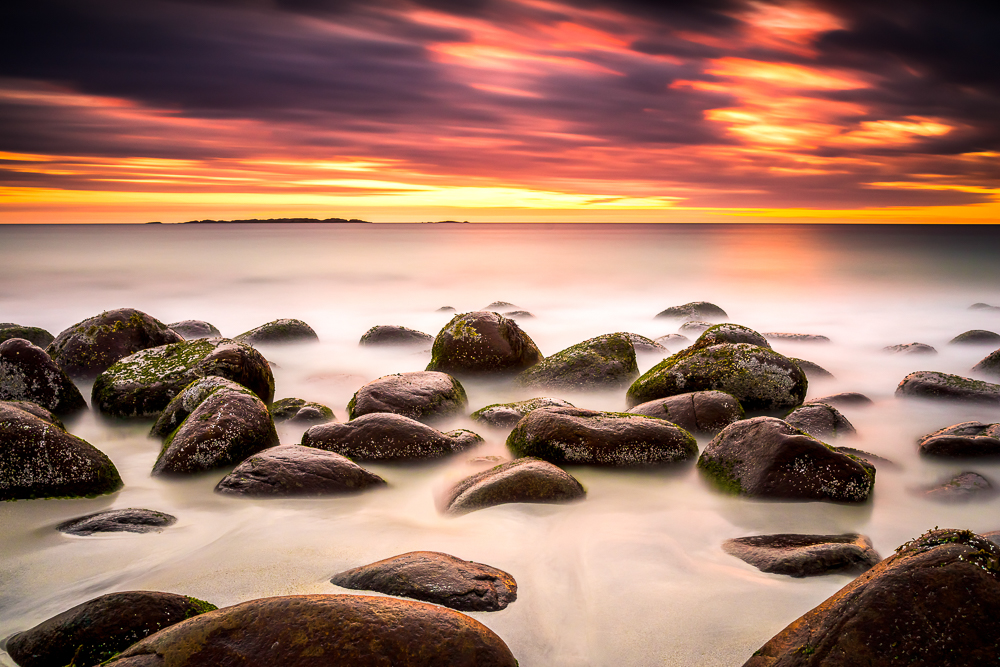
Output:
[
  {"left": 443, "top": 457, "right": 586, "bottom": 515},
  {"left": 0, "top": 324, "right": 54, "bottom": 348},
  {"left": 883, "top": 342, "right": 937, "bottom": 355},
  {"left": 655, "top": 301, "right": 727, "bottom": 320},
  {"left": 624, "top": 333, "right": 666, "bottom": 353},
  {"left": 723, "top": 533, "right": 880, "bottom": 578},
  {"left": 269, "top": 397, "right": 335, "bottom": 424},
  {"left": 236, "top": 318, "right": 318, "bottom": 345},
  {"left": 47, "top": 308, "right": 183, "bottom": 380},
  {"left": 57, "top": 508, "right": 177, "bottom": 535},
  {"left": 215, "top": 445, "right": 386, "bottom": 497},
  {"left": 973, "top": 349, "right": 1000, "bottom": 377},
  {"left": 833, "top": 446, "right": 896, "bottom": 468},
  {"left": 697, "top": 417, "right": 874, "bottom": 502},
  {"left": 896, "top": 370, "right": 1000, "bottom": 405},
  {"left": 504, "top": 310, "right": 534, "bottom": 319},
  {"left": 654, "top": 333, "right": 689, "bottom": 349},
  {"left": 483, "top": 301, "right": 518, "bottom": 311},
  {"left": 692, "top": 323, "right": 770, "bottom": 349},
  {"left": 507, "top": 407, "right": 698, "bottom": 467},
  {"left": 763, "top": 333, "right": 830, "bottom": 343},
  {"left": 359, "top": 325, "right": 433, "bottom": 347},
  {"left": 514, "top": 332, "right": 639, "bottom": 392},
  {"left": 5, "top": 591, "right": 217, "bottom": 667},
  {"left": 150, "top": 376, "right": 256, "bottom": 438},
  {"left": 788, "top": 358, "right": 834, "bottom": 381},
  {"left": 811, "top": 392, "right": 873, "bottom": 408},
  {"left": 949, "top": 329, "right": 1000, "bottom": 345},
  {"left": 426, "top": 311, "right": 542, "bottom": 378},
  {"left": 303, "top": 413, "right": 483, "bottom": 462},
  {"left": 970, "top": 302, "right": 1000, "bottom": 311},
  {"left": 785, "top": 402, "right": 856, "bottom": 439},
  {"left": 626, "top": 390, "right": 743, "bottom": 437},
  {"left": 923, "top": 472, "right": 993, "bottom": 503},
  {"left": 0, "top": 338, "right": 87, "bottom": 417},
  {"left": 167, "top": 320, "right": 221, "bottom": 339},
  {"left": 918, "top": 421, "right": 1000, "bottom": 458},
  {"left": 679, "top": 320, "right": 712, "bottom": 334},
  {"left": 347, "top": 371, "right": 467, "bottom": 423},
  {"left": 471, "top": 397, "right": 575, "bottom": 429},
  {"left": 330, "top": 551, "right": 517, "bottom": 612}
]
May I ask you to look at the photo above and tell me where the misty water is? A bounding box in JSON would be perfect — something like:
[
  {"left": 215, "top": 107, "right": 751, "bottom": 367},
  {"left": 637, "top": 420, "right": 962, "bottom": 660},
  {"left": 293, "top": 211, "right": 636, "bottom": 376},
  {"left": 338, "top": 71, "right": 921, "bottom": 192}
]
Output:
[{"left": 1, "top": 222, "right": 1000, "bottom": 666}]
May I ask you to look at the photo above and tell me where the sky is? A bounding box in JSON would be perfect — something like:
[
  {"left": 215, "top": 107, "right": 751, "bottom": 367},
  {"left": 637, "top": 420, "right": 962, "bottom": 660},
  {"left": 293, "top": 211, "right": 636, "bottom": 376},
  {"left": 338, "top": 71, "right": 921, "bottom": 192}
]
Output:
[{"left": 1, "top": 0, "right": 998, "bottom": 223}]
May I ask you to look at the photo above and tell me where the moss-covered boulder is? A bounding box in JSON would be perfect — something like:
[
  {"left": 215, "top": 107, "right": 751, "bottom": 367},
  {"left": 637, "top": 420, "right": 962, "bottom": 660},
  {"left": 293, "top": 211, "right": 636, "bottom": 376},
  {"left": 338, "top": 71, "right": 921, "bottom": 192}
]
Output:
[
  {"left": 0, "top": 324, "right": 54, "bottom": 348},
  {"left": 347, "top": 371, "right": 467, "bottom": 424},
  {"left": 655, "top": 301, "right": 727, "bottom": 320},
  {"left": 46, "top": 308, "right": 183, "bottom": 380},
  {"left": 785, "top": 402, "right": 856, "bottom": 439},
  {"left": 167, "top": 320, "right": 221, "bottom": 339},
  {"left": 57, "top": 508, "right": 177, "bottom": 535},
  {"left": 236, "top": 318, "right": 318, "bottom": 345},
  {"left": 215, "top": 444, "right": 386, "bottom": 497},
  {"left": 5, "top": 591, "right": 216, "bottom": 667},
  {"left": 359, "top": 325, "right": 433, "bottom": 347},
  {"left": 302, "top": 413, "right": 482, "bottom": 462},
  {"left": 471, "top": 397, "right": 575, "bottom": 429},
  {"left": 514, "top": 333, "right": 639, "bottom": 392},
  {"left": 723, "top": 533, "right": 880, "bottom": 578},
  {"left": 102, "top": 594, "right": 517, "bottom": 667},
  {"left": 3, "top": 400, "right": 64, "bottom": 429},
  {"left": 917, "top": 421, "right": 1000, "bottom": 458},
  {"left": 697, "top": 417, "right": 874, "bottom": 502},
  {"left": 93, "top": 338, "right": 274, "bottom": 419},
  {"left": 693, "top": 323, "right": 771, "bottom": 349},
  {"left": 269, "top": 397, "right": 335, "bottom": 424},
  {"left": 426, "top": 311, "right": 542, "bottom": 378},
  {"left": 949, "top": 329, "right": 1000, "bottom": 345},
  {"left": 626, "top": 390, "right": 743, "bottom": 437},
  {"left": 443, "top": 457, "right": 586, "bottom": 515},
  {"left": 507, "top": 407, "right": 697, "bottom": 466},
  {"left": 896, "top": 370, "right": 1000, "bottom": 405},
  {"left": 973, "top": 349, "right": 1000, "bottom": 378},
  {"left": 331, "top": 551, "right": 517, "bottom": 612},
  {"left": 0, "top": 338, "right": 86, "bottom": 417},
  {"left": 0, "top": 402, "right": 121, "bottom": 501},
  {"left": 744, "top": 529, "right": 1000, "bottom": 666},
  {"left": 149, "top": 376, "right": 250, "bottom": 438}
]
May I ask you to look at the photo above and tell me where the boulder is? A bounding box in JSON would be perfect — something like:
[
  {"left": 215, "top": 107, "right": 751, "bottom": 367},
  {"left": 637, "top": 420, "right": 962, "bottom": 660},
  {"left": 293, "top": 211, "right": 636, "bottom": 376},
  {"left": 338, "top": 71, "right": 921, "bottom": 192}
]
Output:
[
  {"left": 330, "top": 551, "right": 517, "bottom": 612},
  {"left": 347, "top": 371, "right": 467, "bottom": 423},
  {"left": 443, "top": 457, "right": 586, "bottom": 515},
  {"left": 626, "top": 390, "right": 743, "bottom": 437},
  {"left": 471, "top": 397, "right": 575, "bottom": 429},
  {"left": 762, "top": 333, "right": 830, "bottom": 343},
  {"left": 0, "top": 402, "right": 122, "bottom": 501},
  {"left": 697, "top": 417, "right": 874, "bottom": 502},
  {"left": 811, "top": 392, "right": 873, "bottom": 408},
  {"left": 426, "top": 311, "right": 542, "bottom": 377},
  {"left": 167, "top": 320, "right": 221, "bottom": 339},
  {"left": 624, "top": 333, "right": 665, "bottom": 353},
  {"left": 236, "top": 318, "right": 318, "bottom": 345},
  {"left": 788, "top": 358, "right": 833, "bottom": 380},
  {"left": 216, "top": 445, "right": 385, "bottom": 497},
  {"left": 692, "top": 323, "right": 770, "bottom": 349},
  {"left": 744, "top": 529, "right": 1000, "bottom": 666},
  {"left": 949, "top": 329, "right": 1000, "bottom": 345},
  {"left": 514, "top": 333, "right": 639, "bottom": 392},
  {"left": 679, "top": 321, "right": 712, "bottom": 334},
  {"left": 3, "top": 400, "right": 64, "bottom": 429},
  {"left": 269, "top": 397, "right": 335, "bottom": 424},
  {"left": 359, "top": 325, "right": 433, "bottom": 347},
  {"left": 896, "top": 370, "right": 1000, "bottom": 405},
  {"left": 507, "top": 407, "right": 698, "bottom": 467},
  {"left": 655, "top": 301, "right": 727, "bottom": 320},
  {"left": 923, "top": 472, "right": 993, "bottom": 503},
  {"left": 883, "top": 342, "right": 937, "bottom": 355},
  {"left": 0, "top": 338, "right": 87, "bottom": 416},
  {"left": 785, "top": 402, "right": 856, "bottom": 439},
  {"left": 973, "top": 349, "right": 1000, "bottom": 377},
  {"left": 150, "top": 376, "right": 257, "bottom": 438},
  {"left": 723, "top": 533, "right": 880, "bottom": 578},
  {"left": 654, "top": 333, "right": 689, "bottom": 349},
  {"left": 0, "top": 324, "right": 54, "bottom": 348},
  {"left": 436, "top": 306, "right": 456, "bottom": 312},
  {"left": 5, "top": 591, "right": 216, "bottom": 667},
  {"left": 918, "top": 421, "right": 1000, "bottom": 458},
  {"left": 504, "top": 310, "right": 534, "bottom": 319},
  {"left": 483, "top": 301, "right": 518, "bottom": 311},
  {"left": 57, "top": 508, "right": 177, "bottom": 535},
  {"left": 302, "top": 413, "right": 483, "bottom": 462},
  {"left": 46, "top": 308, "right": 183, "bottom": 380},
  {"left": 102, "top": 594, "right": 518, "bottom": 667},
  {"left": 92, "top": 338, "right": 275, "bottom": 419}
]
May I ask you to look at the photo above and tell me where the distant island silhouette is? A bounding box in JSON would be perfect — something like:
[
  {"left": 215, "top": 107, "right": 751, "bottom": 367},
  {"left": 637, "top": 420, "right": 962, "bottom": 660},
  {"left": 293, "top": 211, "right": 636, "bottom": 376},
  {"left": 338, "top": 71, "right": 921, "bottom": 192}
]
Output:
[{"left": 177, "top": 217, "right": 371, "bottom": 224}]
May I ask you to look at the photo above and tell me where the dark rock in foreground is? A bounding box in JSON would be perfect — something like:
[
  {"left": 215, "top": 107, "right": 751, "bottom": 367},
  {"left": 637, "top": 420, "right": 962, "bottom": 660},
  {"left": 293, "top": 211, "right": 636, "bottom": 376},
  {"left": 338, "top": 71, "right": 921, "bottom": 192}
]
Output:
[
  {"left": 103, "top": 594, "right": 518, "bottom": 667},
  {"left": 507, "top": 407, "right": 697, "bottom": 467},
  {"left": 168, "top": 320, "right": 221, "bottom": 339},
  {"left": 58, "top": 508, "right": 177, "bottom": 535},
  {"left": 883, "top": 342, "right": 937, "bottom": 355},
  {"left": 347, "top": 371, "right": 467, "bottom": 423},
  {"left": 426, "top": 311, "right": 542, "bottom": 378},
  {"left": 973, "top": 349, "right": 1000, "bottom": 378},
  {"left": 330, "top": 551, "right": 517, "bottom": 611},
  {"left": 626, "top": 390, "right": 743, "bottom": 437},
  {"left": 5, "top": 591, "right": 216, "bottom": 667},
  {"left": 923, "top": 472, "right": 993, "bottom": 503},
  {"left": 785, "top": 402, "right": 856, "bottom": 439},
  {"left": 0, "top": 324, "right": 54, "bottom": 348},
  {"left": 359, "top": 325, "right": 433, "bottom": 347},
  {"left": 918, "top": 421, "right": 1000, "bottom": 458},
  {"left": 515, "top": 333, "right": 638, "bottom": 392},
  {"left": 471, "top": 397, "right": 575, "bottom": 429},
  {"left": 0, "top": 338, "right": 87, "bottom": 416},
  {"left": 3, "top": 400, "right": 64, "bottom": 429},
  {"left": 443, "top": 457, "right": 586, "bottom": 515},
  {"left": 811, "top": 392, "right": 873, "bottom": 408},
  {"left": 655, "top": 301, "right": 727, "bottom": 320},
  {"left": 763, "top": 333, "right": 830, "bottom": 343},
  {"left": 896, "top": 370, "right": 1000, "bottom": 405},
  {"left": 215, "top": 445, "right": 386, "bottom": 497},
  {"left": 723, "top": 533, "right": 880, "bottom": 578},
  {"left": 949, "top": 329, "right": 1000, "bottom": 345},
  {"left": 303, "top": 413, "right": 482, "bottom": 462},
  {"left": 269, "top": 397, "right": 335, "bottom": 424},
  {"left": 788, "top": 358, "right": 833, "bottom": 381},
  {"left": 744, "top": 529, "right": 1000, "bottom": 667}
]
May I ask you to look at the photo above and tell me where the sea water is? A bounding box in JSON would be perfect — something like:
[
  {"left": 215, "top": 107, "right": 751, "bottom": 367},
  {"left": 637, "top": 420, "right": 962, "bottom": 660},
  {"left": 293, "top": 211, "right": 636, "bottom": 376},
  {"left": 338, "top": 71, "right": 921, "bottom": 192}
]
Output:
[{"left": 1, "top": 222, "right": 999, "bottom": 666}]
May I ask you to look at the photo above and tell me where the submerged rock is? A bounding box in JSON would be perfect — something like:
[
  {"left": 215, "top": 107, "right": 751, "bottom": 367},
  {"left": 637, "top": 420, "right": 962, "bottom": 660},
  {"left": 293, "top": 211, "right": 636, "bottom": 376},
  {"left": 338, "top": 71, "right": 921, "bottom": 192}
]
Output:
[
  {"left": 347, "top": 371, "right": 467, "bottom": 423},
  {"left": 47, "top": 308, "right": 183, "bottom": 380},
  {"left": 918, "top": 421, "right": 1000, "bottom": 458},
  {"left": 949, "top": 329, "right": 1000, "bottom": 345},
  {"left": 269, "top": 397, "right": 335, "bottom": 424},
  {"left": 697, "top": 417, "right": 874, "bottom": 502},
  {"left": 359, "top": 325, "right": 433, "bottom": 347},
  {"left": 785, "top": 402, "right": 856, "bottom": 439},
  {"left": 426, "top": 311, "right": 542, "bottom": 378},
  {"left": 970, "top": 302, "right": 1000, "bottom": 312},
  {"left": 0, "top": 324, "right": 54, "bottom": 348},
  {"left": 0, "top": 338, "right": 87, "bottom": 417},
  {"left": 723, "top": 533, "right": 880, "bottom": 578},
  {"left": 744, "top": 529, "right": 1000, "bottom": 666},
  {"left": 507, "top": 407, "right": 698, "bottom": 467},
  {"left": 626, "top": 390, "right": 743, "bottom": 437},
  {"left": 811, "top": 392, "right": 874, "bottom": 408},
  {"left": 103, "top": 594, "right": 518, "bottom": 667},
  {"left": 236, "top": 318, "right": 318, "bottom": 345},
  {"left": 624, "top": 333, "right": 666, "bottom": 353},
  {"left": 896, "top": 370, "right": 1000, "bottom": 405},
  {"left": 788, "top": 358, "right": 834, "bottom": 381},
  {"left": 303, "top": 413, "right": 483, "bottom": 462},
  {"left": 57, "top": 508, "right": 177, "bottom": 535},
  {"left": 330, "top": 551, "right": 517, "bottom": 612},
  {"left": 763, "top": 333, "right": 830, "bottom": 343},
  {"left": 833, "top": 446, "right": 896, "bottom": 468},
  {"left": 654, "top": 333, "right": 689, "bottom": 349},
  {"left": 167, "top": 320, "right": 221, "bottom": 339},
  {"left": 679, "top": 320, "right": 712, "bottom": 334},
  {"left": 483, "top": 301, "right": 518, "bottom": 311},
  {"left": 923, "top": 472, "right": 993, "bottom": 503},
  {"left": 5, "top": 591, "right": 217, "bottom": 667},
  {"left": 504, "top": 310, "right": 534, "bottom": 319},
  {"left": 471, "top": 397, "right": 575, "bottom": 429},
  {"left": 215, "top": 445, "right": 386, "bottom": 497},
  {"left": 883, "top": 342, "right": 937, "bottom": 355},
  {"left": 973, "top": 349, "right": 1000, "bottom": 377},
  {"left": 443, "top": 457, "right": 586, "bottom": 515},
  {"left": 692, "top": 323, "right": 770, "bottom": 349},
  {"left": 655, "top": 301, "right": 727, "bottom": 321},
  {"left": 514, "top": 333, "right": 639, "bottom": 392}
]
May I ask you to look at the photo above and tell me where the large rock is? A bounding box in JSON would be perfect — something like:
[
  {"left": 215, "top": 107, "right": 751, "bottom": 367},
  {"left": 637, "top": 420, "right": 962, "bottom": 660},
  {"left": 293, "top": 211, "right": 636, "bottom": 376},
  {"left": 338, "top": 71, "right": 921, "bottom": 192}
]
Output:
[
  {"left": 973, "top": 349, "right": 1000, "bottom": 377},
  {"left": 167, "top": 320, "right": 221, "bottom": 339},
  {"left": 691, "top": 323, "right": 770, "bottom": 349},
  {"left": 514, "top": 333, "right": 638, "bottom": 392},
  {"left": 347, "top": 371, "right": 468, "bottom": 423},
  {"left": 697, "top": 417, "right": 874, "bottom": 502},
  {"left": 785, "top": 402, "right": 856, "bottom": 439},
  {"left": 507, "top": 407, "right": 698, "bottom": 466},
  {"left": 0, "top": 338, "right": 87, "bottom": 417},
  {"left": 0, "top": 402, "right": 122, "bottom": 501},
  {"left": 949, "top": 329, "right": 1000, "bottom": 345},
  {"left": 269, "top": 397, "right": 335, "bottom": 424},
  {"left": 152, "top": 380, "right": 278, "bottom": 476},
  {"left": 655, "top": 301, "right": 727, "bottom": 320},
  {"left": 5, "top": 591, "right": 216, "bottom": 667},
  {"left": 359, "top": 325, "right": 433, "bottom": 347},
  {"left": 150, "top": 376, "right": 254, "bottom": 438},
  {"left": 626, "top": 390, "right": 743, "bottom": 437},
  {"left": 723, "top": 533, "right": 880, "bottom": 578},
  {"left": 425, "top": 311, "right": 542, "bottom": 378},
  {"left": 302, "top": 413, "right": 483, "bottom": 462},
  {"left": 46, "top": 308, "right": 183, "bottom": 380},
  {"left": 443, "top": 457, "right": 585, "bottom": 515},
  {"left": 0, "top": 324, "right": 54, "bottom": 348},
  {"left": 471, "top": 397, "right": 575, "bottom": 429},
  {"left": 103, "top": 594, "right": 518, "bottom": 667},
  {"left": 330, "top": 551, "right": 517, "bottom": 612},
  {"left": 896, "top": 370, "right": 1000, "bottom": 405},
  {"left": 215, "top": 445, "right": 386, "bottom": 496},
  {"left": 92, "top": 337, "right": 275, "bottom": 419},
  {"left": 744, "top": 529, "right": 1000, "bottom": 666},
  {"left": 236, "top": 318, "right": 318, "bottom": 345},
  {"left": 57, "top": 508, "right": 177, "bottom": 535},
  {"left": 918, "top": 421, "right": 1000, "bottom": 458}
]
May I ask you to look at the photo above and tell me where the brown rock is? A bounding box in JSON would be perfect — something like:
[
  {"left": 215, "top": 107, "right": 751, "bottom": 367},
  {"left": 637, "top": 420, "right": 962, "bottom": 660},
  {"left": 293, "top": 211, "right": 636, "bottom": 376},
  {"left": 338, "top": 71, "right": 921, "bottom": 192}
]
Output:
[
  {"left": 0, "top": 338, "right": 87, "bottom": 416},
  {"left": 302, "top": 413, "right": 482, "bottom": 462},
  {"left": 626, "top": 390, "right": 743, "bottom": 436},
  {"left": 215, "top": 445, "right": 386, "bottom": 496},
  {"left": 426, "top": 311, "right": 542, "bottom": 378},
  {"left": 785, "top": 402, "right": 856, "bottom": 439},
  {"left": 443, "top": 457, "right": 586, "bottom": 515},
  {"left": 918, "top": 421, "right": 1000, "bottom": 458},
  {"left": 723, "top": 533, "right": 880, "bottom": 577},
  {"left": 347, "top": 371, "right": 467, "bottom": 423}
]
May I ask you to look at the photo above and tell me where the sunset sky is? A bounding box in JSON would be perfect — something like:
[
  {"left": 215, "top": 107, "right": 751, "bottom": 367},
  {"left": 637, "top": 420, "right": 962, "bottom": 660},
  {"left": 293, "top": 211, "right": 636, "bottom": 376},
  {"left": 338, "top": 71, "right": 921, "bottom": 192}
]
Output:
[{"left": 1, "top": 0, "right": 997, "bottom": 223}]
